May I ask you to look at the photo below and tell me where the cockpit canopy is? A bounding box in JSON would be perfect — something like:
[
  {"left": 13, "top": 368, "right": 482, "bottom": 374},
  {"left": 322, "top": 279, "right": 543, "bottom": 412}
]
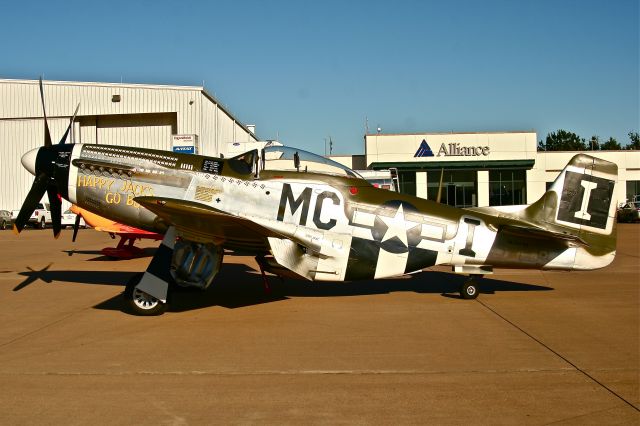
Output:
[
  {"left": 231, "top": 146, "right": 362, "bottom": 179},
  {"left": 263, "top": 146, "right": 362, "bottom": 178}
]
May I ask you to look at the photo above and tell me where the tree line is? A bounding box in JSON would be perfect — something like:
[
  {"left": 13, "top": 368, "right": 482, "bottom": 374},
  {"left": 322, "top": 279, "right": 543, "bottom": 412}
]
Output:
[{"left": 537, "top": 130, "right": 640, "bottom": 151}]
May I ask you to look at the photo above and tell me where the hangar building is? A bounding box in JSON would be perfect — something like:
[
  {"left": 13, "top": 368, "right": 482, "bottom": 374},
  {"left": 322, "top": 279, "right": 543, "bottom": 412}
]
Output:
[
  {"left": 0, "top": 78, "right": 258, "bottom": 211},
  {"left": 332, "top": 131, "right": 640, "bottom": 208},
  {"left": 2, "top": 78, "right": 638, "bottom": 212}
]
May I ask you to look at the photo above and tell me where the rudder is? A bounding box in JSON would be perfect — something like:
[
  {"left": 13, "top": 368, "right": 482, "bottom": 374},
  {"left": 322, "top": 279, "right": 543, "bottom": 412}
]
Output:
[{"left": 525, "top": 153, "right": 618, "bottom": 258}]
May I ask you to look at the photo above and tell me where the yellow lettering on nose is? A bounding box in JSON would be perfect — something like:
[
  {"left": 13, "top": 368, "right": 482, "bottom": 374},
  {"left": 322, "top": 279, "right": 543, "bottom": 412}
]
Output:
[
  {"left": 126, "top": 193, "right": 140, "bottom": 208},
  {"left": 105, "top": 192, "right": 121, "bottom": 204}
]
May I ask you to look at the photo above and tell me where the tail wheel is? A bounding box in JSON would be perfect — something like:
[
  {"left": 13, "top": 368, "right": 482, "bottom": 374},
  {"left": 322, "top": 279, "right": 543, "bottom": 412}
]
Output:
[
  {"left": 460, "top": 279, "right": 479, "bottom": 299},
  {"left": 124, "top": 273, "right": 168, "bottom": 316}
]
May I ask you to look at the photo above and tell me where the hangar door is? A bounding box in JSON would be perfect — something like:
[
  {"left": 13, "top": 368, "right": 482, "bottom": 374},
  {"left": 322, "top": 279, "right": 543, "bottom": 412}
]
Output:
[{"left": 78, "top": 113, "right": 177, "bottom": 150}]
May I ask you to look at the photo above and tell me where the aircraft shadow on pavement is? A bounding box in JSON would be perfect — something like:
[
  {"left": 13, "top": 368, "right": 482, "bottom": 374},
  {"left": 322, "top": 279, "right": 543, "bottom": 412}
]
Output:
[
  {"left": 92, "top": 264, "right": 553, "bottom": 314},
  {"left": 13, "top": 266, "right": 137, "bottom": 292},
  {"left": 13, "top": 263, "right": 552, "bottom": 313},
  {"left": 62, "top": 247, "right": 157, "bottom": 261}
]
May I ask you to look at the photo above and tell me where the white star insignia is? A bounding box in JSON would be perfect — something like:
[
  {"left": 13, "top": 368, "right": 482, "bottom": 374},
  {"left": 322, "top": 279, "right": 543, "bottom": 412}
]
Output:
[{"left": 378, "top": 204, "right": 419, "bottom": 247}]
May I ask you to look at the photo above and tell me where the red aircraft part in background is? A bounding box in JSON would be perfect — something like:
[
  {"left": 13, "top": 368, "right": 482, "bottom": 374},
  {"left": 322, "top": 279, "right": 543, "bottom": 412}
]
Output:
[{"left": 70, "top": 205, "right": 163, "bottom": 259}]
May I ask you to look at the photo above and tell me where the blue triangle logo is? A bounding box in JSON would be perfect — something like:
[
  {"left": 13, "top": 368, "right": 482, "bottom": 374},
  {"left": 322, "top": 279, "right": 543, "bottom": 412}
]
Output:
[{"left": 414, "top": 139, "right": 434, "bottom": 157}]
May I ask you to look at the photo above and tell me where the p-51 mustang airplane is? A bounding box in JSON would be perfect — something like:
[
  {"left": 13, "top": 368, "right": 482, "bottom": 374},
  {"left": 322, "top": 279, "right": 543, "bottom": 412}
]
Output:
[{"left": 14, "top": 80, "right": 618, "bottom": 315}]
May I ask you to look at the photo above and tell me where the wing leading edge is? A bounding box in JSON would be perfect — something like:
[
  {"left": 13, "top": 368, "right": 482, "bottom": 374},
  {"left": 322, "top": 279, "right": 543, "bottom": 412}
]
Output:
[{"left": 135, "top": 196, "right": 275, "bottom": 252}]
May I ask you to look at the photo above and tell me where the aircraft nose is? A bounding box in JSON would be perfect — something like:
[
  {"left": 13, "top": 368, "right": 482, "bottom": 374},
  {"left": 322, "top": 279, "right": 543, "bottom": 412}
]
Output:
[{"left": 21, "top": 148, "right": 39, "bottom": 176}]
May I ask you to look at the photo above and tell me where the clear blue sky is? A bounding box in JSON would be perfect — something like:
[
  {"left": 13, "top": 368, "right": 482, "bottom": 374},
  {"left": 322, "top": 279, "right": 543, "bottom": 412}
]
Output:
[{"left": 1, "top": 0, "right": 638, "bottom": 154}]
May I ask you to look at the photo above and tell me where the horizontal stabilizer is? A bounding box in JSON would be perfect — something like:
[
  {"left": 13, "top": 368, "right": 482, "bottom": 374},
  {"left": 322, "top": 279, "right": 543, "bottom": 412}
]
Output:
[{"left": 499, "top": 224, "right": 587, "bottom": 248}]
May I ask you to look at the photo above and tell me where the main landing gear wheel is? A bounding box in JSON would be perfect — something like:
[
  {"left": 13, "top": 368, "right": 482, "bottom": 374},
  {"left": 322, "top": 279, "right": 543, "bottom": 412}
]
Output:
[
  {"left": 124, "top": 273, "right": 168, "bottom": 316},
  {"left": 460, "top": 277, "right": 480, "bottom": 300}
]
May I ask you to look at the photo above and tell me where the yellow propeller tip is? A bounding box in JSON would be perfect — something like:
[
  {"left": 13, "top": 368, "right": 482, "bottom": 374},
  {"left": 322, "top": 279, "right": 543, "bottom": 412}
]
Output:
[{"left": 12, "top": 224, "right": 20, "bottom": 236}]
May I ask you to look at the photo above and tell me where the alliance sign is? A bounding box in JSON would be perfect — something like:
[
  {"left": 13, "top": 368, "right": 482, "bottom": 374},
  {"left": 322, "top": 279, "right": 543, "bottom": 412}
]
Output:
[{"left": 414, "top": 139, "right": 490, "bottom": 158}]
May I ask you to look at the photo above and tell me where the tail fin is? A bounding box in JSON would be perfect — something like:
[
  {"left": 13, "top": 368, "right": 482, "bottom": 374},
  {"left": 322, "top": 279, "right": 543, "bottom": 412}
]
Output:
[{"left": 524, "top": 154, "right": 618, "bottom": 268}]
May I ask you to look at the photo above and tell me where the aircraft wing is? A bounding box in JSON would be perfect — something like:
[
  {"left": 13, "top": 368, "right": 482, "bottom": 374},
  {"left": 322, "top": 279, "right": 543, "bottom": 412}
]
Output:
[{"left": 134, "top": 196, "right": 279, "bottom": 252}]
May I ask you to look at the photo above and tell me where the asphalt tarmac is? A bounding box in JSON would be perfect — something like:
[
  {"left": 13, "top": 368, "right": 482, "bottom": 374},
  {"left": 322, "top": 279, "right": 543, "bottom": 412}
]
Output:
[{"left": 0, "top": 225, "right": 638, "bottom": 424}]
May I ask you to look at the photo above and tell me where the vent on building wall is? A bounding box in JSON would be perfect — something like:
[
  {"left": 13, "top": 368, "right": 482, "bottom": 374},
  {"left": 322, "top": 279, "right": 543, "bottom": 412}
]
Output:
[{"left": 112, "top": 94, "right": 121, "bottom": 102}]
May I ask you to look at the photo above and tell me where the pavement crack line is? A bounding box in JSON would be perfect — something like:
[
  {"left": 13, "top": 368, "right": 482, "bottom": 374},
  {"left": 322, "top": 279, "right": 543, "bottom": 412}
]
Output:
[
  {"left": 0, "top": 309, "right": 88, "bottom": 349},
  {"left": 0, "top": 367, "right": 601, "bottom": 377},
  {"left": 476, "top": 298, "right": 639, "bottom": 413},
  {"left": 543, "top": 404, "right": 639, "bottom": 425}
]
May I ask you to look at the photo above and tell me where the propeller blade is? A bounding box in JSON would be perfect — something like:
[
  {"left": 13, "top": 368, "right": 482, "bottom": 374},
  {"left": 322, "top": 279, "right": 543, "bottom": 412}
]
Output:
[
  {"left": 72, "top": 213, "right": 81, "bottom": 242},
  {"left": 13, "top": 173, "right": 49, "bottom": 234},
  {"left": 436, "top": 167, "right": 444, "bottom": 204},
  {"left": 47, "top": 186, "right": 62, "bottom": 239},
  {"left": 58, "top": 103, "right": 80, "bottom": 145},
  {"left": 38, "top": 78, "right": 52, "bottom": 147}
]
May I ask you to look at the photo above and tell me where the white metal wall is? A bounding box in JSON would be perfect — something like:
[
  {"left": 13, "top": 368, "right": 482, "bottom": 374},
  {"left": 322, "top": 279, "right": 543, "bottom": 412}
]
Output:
[
  {"left": 0, "top": 79, "right": 258, "bottom": 211},
  {"left": 79, "top": 113, "right": 176, "bottom": 150},
  {"left": 200, "top": 97, "right": 218, "bottom": 156},
  {"left": 199, "top": 92, "right": 256, "bottom": 156}
]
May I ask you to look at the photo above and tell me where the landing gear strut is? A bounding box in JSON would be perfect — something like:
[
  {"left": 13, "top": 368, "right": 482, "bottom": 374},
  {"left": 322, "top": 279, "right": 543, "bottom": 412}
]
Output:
[
  {"left": 258, "top": 264, "right": 271, "bottom": 294},
  {"left": 460, "top": 274, "right": 481, "bottom": 299}
]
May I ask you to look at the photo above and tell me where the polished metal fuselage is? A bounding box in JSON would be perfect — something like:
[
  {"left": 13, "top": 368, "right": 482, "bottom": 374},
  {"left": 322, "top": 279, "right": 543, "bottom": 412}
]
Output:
[{"left": 65, "top": 144, "right": 617, "bottom": 282}]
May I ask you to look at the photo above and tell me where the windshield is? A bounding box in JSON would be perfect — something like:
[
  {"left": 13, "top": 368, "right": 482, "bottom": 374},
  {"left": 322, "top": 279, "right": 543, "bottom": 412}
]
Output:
[{"left": 262, "top": 146, "right": 362, "bottom": 178}]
